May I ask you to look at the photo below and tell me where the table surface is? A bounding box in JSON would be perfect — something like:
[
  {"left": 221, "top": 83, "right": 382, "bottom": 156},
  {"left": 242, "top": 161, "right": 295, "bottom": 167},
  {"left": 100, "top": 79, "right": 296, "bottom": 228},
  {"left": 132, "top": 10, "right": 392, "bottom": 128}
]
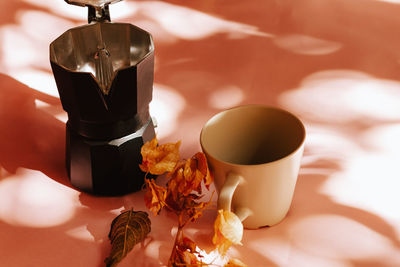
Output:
[{"left": 1, "top": 0, "right": 400, "bottom": 266}]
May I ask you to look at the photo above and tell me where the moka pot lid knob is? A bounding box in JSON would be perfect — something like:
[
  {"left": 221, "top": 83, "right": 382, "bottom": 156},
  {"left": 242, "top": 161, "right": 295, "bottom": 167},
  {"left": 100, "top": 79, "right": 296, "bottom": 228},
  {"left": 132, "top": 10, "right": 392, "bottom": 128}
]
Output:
[{"left": 65, "top": 0, "right": 122, "bottom": 23}]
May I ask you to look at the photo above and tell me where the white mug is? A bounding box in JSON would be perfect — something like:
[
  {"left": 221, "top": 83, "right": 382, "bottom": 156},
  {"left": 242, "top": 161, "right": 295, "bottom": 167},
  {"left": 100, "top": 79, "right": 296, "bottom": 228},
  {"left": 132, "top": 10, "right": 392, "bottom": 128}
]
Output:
[{"left": 200, "top": 105, "right": 305, "bottom": 229}]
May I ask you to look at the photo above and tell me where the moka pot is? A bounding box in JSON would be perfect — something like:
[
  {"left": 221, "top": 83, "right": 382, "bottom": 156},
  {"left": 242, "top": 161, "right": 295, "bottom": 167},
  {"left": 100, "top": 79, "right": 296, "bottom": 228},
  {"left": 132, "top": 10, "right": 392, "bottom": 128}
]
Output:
[{"left": 49, "top": 0, "right": 155, "bottom": 195}]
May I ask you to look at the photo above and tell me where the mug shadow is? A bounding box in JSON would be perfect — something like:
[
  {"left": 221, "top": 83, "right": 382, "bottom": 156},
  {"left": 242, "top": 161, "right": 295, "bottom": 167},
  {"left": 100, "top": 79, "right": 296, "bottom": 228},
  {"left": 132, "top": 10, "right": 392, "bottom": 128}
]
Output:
[
  {"left": 293, "top": 155, "right": 400, "bottom": 249},
  {"left": 239, "top": 150, "right": 400, "bottom": 266}
]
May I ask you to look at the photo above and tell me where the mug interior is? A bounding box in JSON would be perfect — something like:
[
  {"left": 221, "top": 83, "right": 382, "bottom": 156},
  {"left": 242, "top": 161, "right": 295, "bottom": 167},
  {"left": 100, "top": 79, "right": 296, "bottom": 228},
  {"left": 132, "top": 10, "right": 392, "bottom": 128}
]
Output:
[{"left": 200, "top": 105, "right": 305, "bottom": 165}]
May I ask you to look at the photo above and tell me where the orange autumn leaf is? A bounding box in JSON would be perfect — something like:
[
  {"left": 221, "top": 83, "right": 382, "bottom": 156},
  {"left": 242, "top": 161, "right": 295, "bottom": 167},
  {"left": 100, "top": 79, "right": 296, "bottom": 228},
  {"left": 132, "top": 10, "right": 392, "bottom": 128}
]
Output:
[
  {"left": 139, "top": 137, "right": 181, "bottom": 175},
  {"left": 168, "top": 152, "right": 213, "bottom": 197},
  {"left": 169, "top": 161, "right": 186, "bottom": 195},
  {"left": 213, "top": 209, "right": 243, "bottom": 256},
  {"left": 170, "top": 248, "right": 202, "bottom": 267},
  {"left": 179, "top": 235, "right": 197, "bottom": 253},
  {"left": 164, "top": 161, "right": 186, "bottom": 211},
  {"left": 169, "top": 235, "right": 204, "bottom": 267},
  {"left": 139, "top": 138, "right": 215, "bottom": 267},
  {"left": 184, "top": 153, "right": 213, "bottom": 194},
  {"left": 144, "top": 178, "right": 166, "bottom": 215},
  {"left": 193, "top": 152, "right": 213, "bottom": 190},
  {"left": 183, "top": 158, "right": 204, "bottom": 195}
]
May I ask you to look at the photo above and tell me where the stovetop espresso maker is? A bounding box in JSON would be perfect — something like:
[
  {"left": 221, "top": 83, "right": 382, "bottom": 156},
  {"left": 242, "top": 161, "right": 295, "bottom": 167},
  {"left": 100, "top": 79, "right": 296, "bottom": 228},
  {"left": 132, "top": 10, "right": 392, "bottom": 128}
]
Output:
[{"left": 50, "top": 0, "right": 155, "bottom": 195}]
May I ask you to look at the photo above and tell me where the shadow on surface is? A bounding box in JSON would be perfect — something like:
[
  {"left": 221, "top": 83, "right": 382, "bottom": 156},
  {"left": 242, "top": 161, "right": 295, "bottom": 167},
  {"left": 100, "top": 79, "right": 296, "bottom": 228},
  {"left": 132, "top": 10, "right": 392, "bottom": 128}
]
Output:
[
  {"left": 0, "top": 73, "right": 69, "bottom": 186},
  {"left": 1, "top": 0, "right": 400, "bottom": 266}
]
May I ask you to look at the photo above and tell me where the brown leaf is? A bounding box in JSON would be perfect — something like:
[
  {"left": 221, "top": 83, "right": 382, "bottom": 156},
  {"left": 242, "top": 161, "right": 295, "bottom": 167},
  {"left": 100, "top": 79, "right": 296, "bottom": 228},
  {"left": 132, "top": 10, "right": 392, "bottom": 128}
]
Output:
[
  {"left": 144, "top": 178, "right": 167, "bottom": 215},
  {"left": 105, "top": 209, "right": 151, "bottom": 267},
  {"left": 139, "top": 137, "right": 181, "bottom": 175}
]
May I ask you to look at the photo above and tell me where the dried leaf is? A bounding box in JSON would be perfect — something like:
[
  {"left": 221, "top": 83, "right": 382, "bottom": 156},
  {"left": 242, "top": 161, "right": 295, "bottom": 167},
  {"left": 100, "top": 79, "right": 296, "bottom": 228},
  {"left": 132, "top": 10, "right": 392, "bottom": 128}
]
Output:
[
  {"left": 105, "top": 209, "right": 151, "bottom": 267},
  {"left": 180, "top": 235, "right": 197, "bottom": 253},
  {"left": 171, "top": 249, "right": 201, "bottom": 267},
  {"left": 193, "top": 152, "right": 213, "bottom": 190},
  {"left": 169, "top": 235, "right": 204, "bottom": 267},
  {"left": 168, "top": 152, "right": 213, "bottom": 198},
  {"left": 139, "top": 139, "right": 214, "bottom": 267},
  {"left": 167, "top": 161, "right": 186, "bottom": 203},
  {"left": 144, "top": 178, "right": 167, "bottom": 215},
  {"left": 213, "top": 209, "right": 243, "bottom": 255},
  {"left": 185, "top": 198, "right": 210, "bottom": 222},
  {"left": 224, "top": 258, "right": 248, "bottom": 267},
  {"left": 139, "top": 137, "right": 181, "bottom": 175}
]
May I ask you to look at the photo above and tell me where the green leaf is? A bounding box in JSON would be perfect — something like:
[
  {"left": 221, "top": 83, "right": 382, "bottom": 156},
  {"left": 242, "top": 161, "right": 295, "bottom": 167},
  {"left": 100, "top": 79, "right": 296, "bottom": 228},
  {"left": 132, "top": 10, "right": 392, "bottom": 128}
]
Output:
[{"left": 105, "top": 209, "right": 151, "bottom": 267}]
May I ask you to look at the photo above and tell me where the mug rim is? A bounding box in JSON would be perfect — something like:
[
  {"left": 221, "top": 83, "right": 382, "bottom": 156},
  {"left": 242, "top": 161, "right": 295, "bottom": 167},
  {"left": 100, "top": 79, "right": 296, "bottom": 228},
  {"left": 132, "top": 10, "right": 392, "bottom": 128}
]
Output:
[{"left": 200, "top": 104, "right": 306, "bottom": 166}]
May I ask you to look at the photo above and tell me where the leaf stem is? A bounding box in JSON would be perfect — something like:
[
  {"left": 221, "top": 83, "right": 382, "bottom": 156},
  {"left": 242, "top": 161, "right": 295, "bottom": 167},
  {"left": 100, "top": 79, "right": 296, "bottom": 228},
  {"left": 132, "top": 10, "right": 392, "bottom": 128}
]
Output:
[
  {"left": 181, "top": 191, "right": 216, "bottom": 227},
  {"left": 168, "top": 214, "right": 185, "bottom": 267}
]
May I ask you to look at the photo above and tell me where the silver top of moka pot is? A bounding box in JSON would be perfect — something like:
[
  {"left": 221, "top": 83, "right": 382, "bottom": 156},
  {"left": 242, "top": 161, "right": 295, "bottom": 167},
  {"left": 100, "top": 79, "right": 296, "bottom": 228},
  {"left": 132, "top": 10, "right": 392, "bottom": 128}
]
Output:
[
  {"left": 50, "top": 0, "right": 154, "bottom": 96},
  {"left": 66, "top": 0, "right": 121, "bottom": 23}
]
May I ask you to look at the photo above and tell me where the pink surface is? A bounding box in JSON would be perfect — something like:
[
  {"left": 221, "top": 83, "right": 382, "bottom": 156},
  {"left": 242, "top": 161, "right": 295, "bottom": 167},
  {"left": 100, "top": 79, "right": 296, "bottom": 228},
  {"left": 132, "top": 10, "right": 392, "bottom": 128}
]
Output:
[{"left": 1, "top": 0, "right": 400, "bottom": 266}]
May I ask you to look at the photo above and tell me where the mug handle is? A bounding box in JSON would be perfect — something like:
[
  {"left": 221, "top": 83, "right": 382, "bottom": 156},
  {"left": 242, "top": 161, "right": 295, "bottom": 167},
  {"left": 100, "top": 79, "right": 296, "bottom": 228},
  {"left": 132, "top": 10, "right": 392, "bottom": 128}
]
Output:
[{"left": 217, "top": 172, "right": 253, "bottom": 222}]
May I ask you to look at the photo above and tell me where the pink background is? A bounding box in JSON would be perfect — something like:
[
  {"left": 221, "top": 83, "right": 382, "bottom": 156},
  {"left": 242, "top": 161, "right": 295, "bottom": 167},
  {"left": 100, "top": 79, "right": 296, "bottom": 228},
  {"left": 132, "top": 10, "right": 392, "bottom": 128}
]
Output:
[{"left": 1, "top": 0, "right": 400, "bottom": 266}]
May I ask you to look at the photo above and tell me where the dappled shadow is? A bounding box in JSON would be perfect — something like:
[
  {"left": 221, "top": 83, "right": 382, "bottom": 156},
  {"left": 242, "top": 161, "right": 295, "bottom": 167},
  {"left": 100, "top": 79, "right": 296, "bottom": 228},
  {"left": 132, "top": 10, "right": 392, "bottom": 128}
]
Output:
[
  {"left": 1, "top": 0, "right": 400, "bottom": 266},
  {"left": 0, "top": 73, "right": 68, "bottom": 185},
  {"left": 148, "top": 0, "right": 400, "bottom": 265}
]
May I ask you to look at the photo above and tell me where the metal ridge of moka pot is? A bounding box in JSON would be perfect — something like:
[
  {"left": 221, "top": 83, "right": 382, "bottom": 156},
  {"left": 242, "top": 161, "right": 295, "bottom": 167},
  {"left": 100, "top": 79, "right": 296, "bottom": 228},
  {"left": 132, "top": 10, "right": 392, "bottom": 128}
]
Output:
[{"left": 50, "top": 0, "right": 156, "bottom": 196}]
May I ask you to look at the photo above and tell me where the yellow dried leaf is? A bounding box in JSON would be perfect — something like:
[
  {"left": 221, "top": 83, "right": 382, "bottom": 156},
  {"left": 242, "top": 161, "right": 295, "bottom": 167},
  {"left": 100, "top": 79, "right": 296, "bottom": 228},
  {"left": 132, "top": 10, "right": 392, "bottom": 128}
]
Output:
[
  {"left": 194, "top": 152, "right": 213, "bottom": 189},
  {"left": 213, "top": 209, "right": 243, "bottom": 255},
  {"left": 144, "top": 178, "right": 166, "bottom": 215},
  {"left": 169, "top": 152, "right": 213, "bottom": 197},
  {"left": 139, "top": 138, "right": 215, "bottom": 267},
  {"left": 168, "top": 234, "right": 204, "bottom": 267},
  {"left": 139, "top": 137, "right": 181, "bottom": 175}
]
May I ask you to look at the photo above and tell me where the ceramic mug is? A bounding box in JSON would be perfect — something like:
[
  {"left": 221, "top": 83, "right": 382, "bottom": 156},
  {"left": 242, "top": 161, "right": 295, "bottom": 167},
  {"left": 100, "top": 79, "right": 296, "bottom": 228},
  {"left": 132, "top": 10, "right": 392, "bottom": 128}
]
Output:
[{"left": 200, "top": 105, "right": 305, "bottom": 229}]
